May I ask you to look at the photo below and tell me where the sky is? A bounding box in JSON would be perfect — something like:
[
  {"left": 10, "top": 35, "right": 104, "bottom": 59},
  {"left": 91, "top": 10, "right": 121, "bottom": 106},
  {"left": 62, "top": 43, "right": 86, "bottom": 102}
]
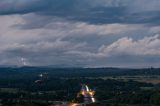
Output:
[{"left": 0, "top": 0, "right": 160, "bottom": 68}]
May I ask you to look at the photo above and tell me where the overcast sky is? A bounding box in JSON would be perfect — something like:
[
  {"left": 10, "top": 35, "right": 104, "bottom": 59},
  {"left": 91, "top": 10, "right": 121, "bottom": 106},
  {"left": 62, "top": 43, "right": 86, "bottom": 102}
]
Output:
[{"left": 0, "top": 0, "right": 160, "bottom": 68}]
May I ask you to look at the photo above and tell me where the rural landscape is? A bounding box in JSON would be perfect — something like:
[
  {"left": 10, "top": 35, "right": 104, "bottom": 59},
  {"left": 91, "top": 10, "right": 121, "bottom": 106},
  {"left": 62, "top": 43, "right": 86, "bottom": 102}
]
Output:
[
  {"left": 0, "top": 67, "right": 160, "bottom": 106},
  {"left": 0, "top": 0, "right": 160, "bottom": 106}
]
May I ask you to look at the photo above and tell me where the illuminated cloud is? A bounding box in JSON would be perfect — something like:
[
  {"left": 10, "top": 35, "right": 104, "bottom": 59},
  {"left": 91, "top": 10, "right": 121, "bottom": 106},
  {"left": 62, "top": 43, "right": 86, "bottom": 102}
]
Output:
[{"left": 99, "top": 35, "right": 160, "bottom": 56}]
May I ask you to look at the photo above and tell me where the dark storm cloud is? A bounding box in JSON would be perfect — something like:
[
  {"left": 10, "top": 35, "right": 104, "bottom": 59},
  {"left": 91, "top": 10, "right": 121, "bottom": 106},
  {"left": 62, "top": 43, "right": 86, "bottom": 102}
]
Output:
[
  {"left": 0, "top": 0, "right": 160, "bottom": 25},
  {"left": 0, "top": 0, "right": 160, "bottom": 67},
  {"left": 0, "top": 0, "right": 46, "bottom": 15}
]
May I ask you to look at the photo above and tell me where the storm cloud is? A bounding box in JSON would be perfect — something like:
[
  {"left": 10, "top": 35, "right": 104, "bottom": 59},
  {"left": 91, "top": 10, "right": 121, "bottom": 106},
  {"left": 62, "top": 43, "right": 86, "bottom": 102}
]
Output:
[
  {"left": 0, "top": 0, "right": 160, "bottom": 25},
  {"left": 0, "top": 0, "right": 160, "bottom": 67}
]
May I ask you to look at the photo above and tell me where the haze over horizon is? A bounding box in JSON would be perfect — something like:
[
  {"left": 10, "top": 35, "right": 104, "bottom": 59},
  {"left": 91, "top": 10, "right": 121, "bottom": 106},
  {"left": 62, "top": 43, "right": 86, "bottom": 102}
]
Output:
[{"left": 0, "top": 0, "right": 160, "bottom": 68}]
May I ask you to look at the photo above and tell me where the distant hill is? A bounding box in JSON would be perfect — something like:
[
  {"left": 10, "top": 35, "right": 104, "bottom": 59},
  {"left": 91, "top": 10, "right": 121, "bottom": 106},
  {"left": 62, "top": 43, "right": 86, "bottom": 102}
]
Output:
[{"left": 0, "top": 67, "right": 159, "bottom": 78}]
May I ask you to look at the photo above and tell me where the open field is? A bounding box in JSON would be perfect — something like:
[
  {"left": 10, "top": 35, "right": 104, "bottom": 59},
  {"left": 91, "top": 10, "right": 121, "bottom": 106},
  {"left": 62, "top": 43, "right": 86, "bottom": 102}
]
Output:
[{"left": 98, "top": 76, "right": 160, "bottom": 84}]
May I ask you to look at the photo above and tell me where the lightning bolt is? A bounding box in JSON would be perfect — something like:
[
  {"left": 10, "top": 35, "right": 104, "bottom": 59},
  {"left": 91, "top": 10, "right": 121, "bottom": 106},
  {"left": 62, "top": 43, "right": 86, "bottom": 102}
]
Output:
[{"left": 21, "top": 58, "right": 27, "bottom": 66}]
